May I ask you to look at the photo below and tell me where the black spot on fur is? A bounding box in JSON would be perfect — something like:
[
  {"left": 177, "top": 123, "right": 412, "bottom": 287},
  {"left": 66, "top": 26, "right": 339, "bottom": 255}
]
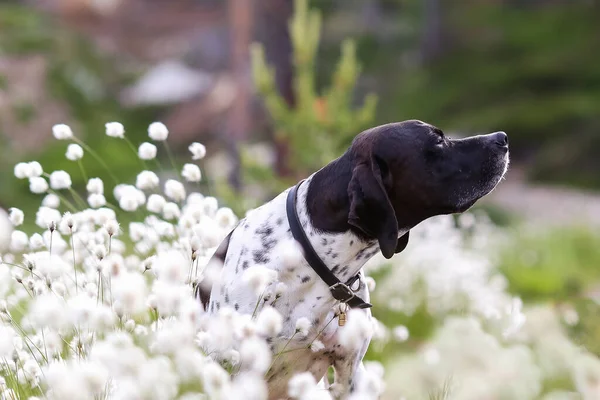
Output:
[
  {"left": 234, "top": 303, "right": 239, "bottom": 311},
  {"left": 216, "top": 302, "right": 220, "bottom": 310},
  {"left": 355, "top": 248, "right": 368, "bottom": 260},
  {"left": 242, "top": 260, "right": 250, "bottom": 270},
  {"left": 253, "top": 250, "right": 270, "bottom": 264},
  {"left": 256, "top": 223, "right": 273, "bottom": 238},
  {"left": 224, "top": 293, "right": 229, "bottom": 304},
  {"left": 301, "top": 276, "right": 311, "bottom": 283},
  {"left": 276, "top": 218, "right": 283, "bottom": 226},
  {"left": 332, "top": 264, "right": 340, "bottom": 273},
  {"left": 332, "top": 253, "right": 339, "bottom": 259},
  {"left": 321, "top": 238, "right": 328, "bottom": 246},
  {"left": 350, "top": 240, "right": 354, "bottom": 246}
]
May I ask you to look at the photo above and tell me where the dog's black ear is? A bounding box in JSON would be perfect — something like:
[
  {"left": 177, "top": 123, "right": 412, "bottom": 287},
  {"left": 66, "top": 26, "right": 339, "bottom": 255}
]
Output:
[
  {"left": 395, "top": 231, "right": 410, "bottom": 254},
  {"left": 348, "top": 158, "right": 398, "bottom": 259}
]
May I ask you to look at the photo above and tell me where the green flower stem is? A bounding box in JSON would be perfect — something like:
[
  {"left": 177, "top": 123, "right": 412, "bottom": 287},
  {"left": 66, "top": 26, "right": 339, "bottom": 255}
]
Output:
[{"left": 72, "top": 137, "right": 119, "bottom": 185}]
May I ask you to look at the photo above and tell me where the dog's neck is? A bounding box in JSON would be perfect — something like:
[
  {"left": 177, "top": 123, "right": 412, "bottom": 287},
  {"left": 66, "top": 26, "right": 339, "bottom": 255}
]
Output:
[{"left": 295, "top": 159, "right": 380, "bottom": 282}]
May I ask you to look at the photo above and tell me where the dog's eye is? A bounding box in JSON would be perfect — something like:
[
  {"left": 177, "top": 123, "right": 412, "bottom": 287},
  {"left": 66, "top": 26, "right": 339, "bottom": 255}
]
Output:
[{"left": 435, "top": 135, "right": 445, "bottom": 145}]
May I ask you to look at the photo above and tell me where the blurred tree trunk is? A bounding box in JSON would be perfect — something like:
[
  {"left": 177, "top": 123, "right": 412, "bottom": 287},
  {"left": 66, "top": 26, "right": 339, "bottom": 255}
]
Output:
[
  {"left": 260, "top": 0, "right": 295, "bottom": 178},
  {"left": 420, "top": 0, "right": 446, "bottom": 63},
  {"left": 227, "top": 0, "right": 254, "bottom": 190}
]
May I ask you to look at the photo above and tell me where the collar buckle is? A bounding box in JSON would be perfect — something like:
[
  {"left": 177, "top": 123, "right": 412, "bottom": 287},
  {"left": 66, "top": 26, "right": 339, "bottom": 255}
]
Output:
[{"left": 329, "top": 282, "right": 356, "bottom": 303}]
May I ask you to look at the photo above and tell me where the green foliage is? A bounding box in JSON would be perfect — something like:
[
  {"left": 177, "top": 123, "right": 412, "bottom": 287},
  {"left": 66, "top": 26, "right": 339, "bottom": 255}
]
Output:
[
  {"left": 0, "top": 4, "right": 164, "bottom": 220},
  {"left": 249, "top": 0, "right": 377, "bottom": 182},
  {"left": 499, "top": 227, "right": 600, "bottom": 302},
  {"left": 371, "top": 2, "right": 600, "bottom": 189}
]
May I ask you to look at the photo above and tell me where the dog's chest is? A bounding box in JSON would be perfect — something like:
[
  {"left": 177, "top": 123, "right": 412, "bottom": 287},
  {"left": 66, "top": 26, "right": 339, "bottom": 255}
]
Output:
[{"left": 206, "top": 184, "right": 375, "bottom": 397}]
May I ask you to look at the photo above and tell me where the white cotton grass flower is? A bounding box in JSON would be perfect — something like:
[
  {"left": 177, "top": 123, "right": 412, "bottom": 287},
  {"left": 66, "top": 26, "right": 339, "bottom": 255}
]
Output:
[
  {"left": 136, "top": 171, "right": 160, "bottom": 190},
  {"left": 65, "top": 143, "right": 84, "bottom": 161},
  {"left": 164, "top": 179, "right": 186, "bottom": 202},
  {"left": 8, "top": 208, "right": 24, "bottom": 227},
  {"left": 88, "top": 194, "right": 106, "bottom": 208},
  {"left": 10, "top": 230, "right": 28, "bottom": 252},
  {"left": 42, "top": 194, "right": 60, "bottom": 208},
  {"left": 147, "top": 194, "right": 166, "bottom": 213},
  {"left": 239, "top": 337, "right": 271, "bottom": 374},
  {"left": 152, "top": 250, "right": 187, "bottom": 283},
  {"left": 103, "top": 220, "right": 120, "bottom": 237},
  {"left": 60, "top": 211, "right": 76, "bottom": 232},
  {"left": 14, "top": 162, "right": 30, "bottom": 179},
  {"left": 49, "top": 170, "right": 72, "bottom": 190},
  {"left": 52, "top": 123, "right": 73, "bottom": 140},
  {"left": 29, "top": 233, "right": 45, "bottom": 250},
  {"left": 215, "top": 207, "right": 237, "bottom": 229},
  {"left": 28, "top": 161, "right": 43, "bottom": 178},
  {"left": 256, "top": 306, "right": 283, "bottom": 337},
  {"left": 243, "top": 265, "right": 278, "bottom": 297},
  {"left": 295, "top": 317, "right": 311, "bottom": 337},
  {"left": 189, "top": 142, "right": 206, "bottom": 160},
  {"left": 162, "top": 202, "right": 181, "bottom": 220},
  {"left": 339, "top": 309, "right": 373, "bottom": 351},
  {"left": 148, "top": 122, "right": 169, "bottom": 141},
  {"left": 393, "top": 325, "right": 410, "bottom": 342},
  {"left": 35, "top": 207, "right": 61, "bottom": 230},
  {"left": 202, "top": 362, "right": 230, "bottom": 398},
  {"left": 115, "top": 185, "right": 146, "bottom": 212},
  {"left": 288, "top": 372, "right": 319, "bottom": 399},
  {"left": 86, "top": 178, "right": 104, "bottom": 194},
  {"left": 29, "top": 177, "right": 49, "bottom": 194},
  {"left": 138, "top": 142, "right": 157, "bottom": 160},
  {"left": 182, "top": 164, "right": 201, "bottom": 182},
  {"left": 309, "top": 340, "right": 325, "bottom": 353},
  {"left": 105, "top": 121, "right": 125, "bottom": 138}
]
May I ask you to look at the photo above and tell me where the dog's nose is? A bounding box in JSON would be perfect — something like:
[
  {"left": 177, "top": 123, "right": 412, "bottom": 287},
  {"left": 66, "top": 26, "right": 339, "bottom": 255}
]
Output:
[{"left": 492, "top": 131, "right": 508, "bottom": 147}]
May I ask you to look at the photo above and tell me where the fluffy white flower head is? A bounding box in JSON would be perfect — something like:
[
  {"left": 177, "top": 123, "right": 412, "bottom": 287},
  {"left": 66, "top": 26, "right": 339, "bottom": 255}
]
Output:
[
  {"left": 182, "top": 164, "right": 201, "bottom": 183},
  {"left": 66, "top": 144, "right": 84, "bottom": 161},
  {"left": 189, "top": 142, "right": 206, "bottom": 160},
  {"left": 49, "top": 171, "right": 72, "bottom": 190},
  {"left": 52, "top": 124, "right": 73, "bottom": 140},
  {"left": 88, "top": 194, "right": 106, "bottom": 208},
  {"left": 164, "top": 179, "right": 186, "bottom": 202},
  {"left": 147, "top": 194, "right": 166, "bottom": 213},
  {"left": 87, "top": 178, "right": 104, "bottom": 194},
  {"left": 8, "top": 208, "right": 24, "bottom": 227},
  {"left": 256, "top": 306, "right": 283, "bottom": 337},
  {"left": 105, "top": 122, "right": 125, "bottom": 138},
  {"left": 29, "top": 177, "right": 48, "bottom": 194},
  {"left": 295, "top": 317, "right": 311, "bottom": 337},
  {"left": 148, "top": 122, "right": 169, "bottom": 141},
  {"left": 136, "top": 171, "right": 159, "bottom": 190},
  {"left": 243, "top": 266, "right": 277, "bottom": 297},
  {"left": 14, "top": 162, "right": 31, "bottom": 179},
  {"left": 28, "top": 161, "right": 43, "bottom": 177},
  {"left": 138, "top": 142, "right": 157, "bottom": 160},
  {"left": 42, "top": 194, "right": 60, "bottom": 208}
]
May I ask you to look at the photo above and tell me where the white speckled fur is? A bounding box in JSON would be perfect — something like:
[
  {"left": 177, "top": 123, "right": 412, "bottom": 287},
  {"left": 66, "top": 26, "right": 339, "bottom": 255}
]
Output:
[{"left": 207, "top": 175, "right": 379, "bottom": 400}]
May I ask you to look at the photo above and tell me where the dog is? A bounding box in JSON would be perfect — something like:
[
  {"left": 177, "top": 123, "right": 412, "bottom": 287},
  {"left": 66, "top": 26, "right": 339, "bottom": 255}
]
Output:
[{"left": 198, "top": 120, "right": 509, "bottom": 399}]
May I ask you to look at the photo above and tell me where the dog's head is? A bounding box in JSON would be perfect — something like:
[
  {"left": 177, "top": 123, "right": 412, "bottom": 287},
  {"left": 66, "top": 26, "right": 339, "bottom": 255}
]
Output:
[{"left": 346, "top": 119, "right": 509, "bottom": 258}]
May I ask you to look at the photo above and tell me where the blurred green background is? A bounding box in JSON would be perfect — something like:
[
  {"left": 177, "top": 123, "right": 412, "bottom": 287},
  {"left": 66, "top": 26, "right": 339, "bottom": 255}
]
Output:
[{"left": 1, "top": 0, "right": 600, "bottom": 397}]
